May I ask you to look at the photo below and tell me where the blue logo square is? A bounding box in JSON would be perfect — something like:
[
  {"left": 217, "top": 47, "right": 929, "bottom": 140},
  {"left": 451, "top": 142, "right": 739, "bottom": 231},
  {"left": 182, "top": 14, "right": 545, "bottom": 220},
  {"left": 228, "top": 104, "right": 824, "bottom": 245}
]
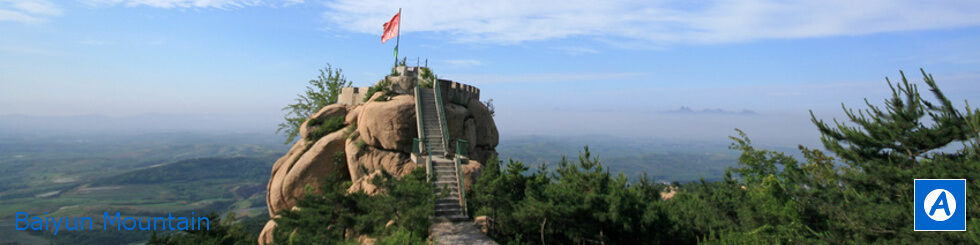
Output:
[{"left": 914, "top": 179, "right": 966, "bottom": 231}]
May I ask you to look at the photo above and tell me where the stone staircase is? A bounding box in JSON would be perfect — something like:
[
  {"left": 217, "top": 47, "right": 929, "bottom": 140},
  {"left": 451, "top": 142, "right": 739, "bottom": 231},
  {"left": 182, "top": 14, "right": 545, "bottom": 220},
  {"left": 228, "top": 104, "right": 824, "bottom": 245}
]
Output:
[
  {"left": 417, "top": 87, "right": 468, "bottom": 222},
  {"left": 419, "top": 89, "right": 445, "bottom": 156}
]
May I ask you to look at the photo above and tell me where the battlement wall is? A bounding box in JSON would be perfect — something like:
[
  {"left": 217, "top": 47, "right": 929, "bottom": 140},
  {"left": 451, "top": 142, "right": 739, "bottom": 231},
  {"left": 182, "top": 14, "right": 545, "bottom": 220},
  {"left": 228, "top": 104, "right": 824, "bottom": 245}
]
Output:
[
  {"left": 437, "top": 79, "right": 480, "bottom": 105},
  {"left": 335, "top": 66, "right": 481, "bottom": 106}
]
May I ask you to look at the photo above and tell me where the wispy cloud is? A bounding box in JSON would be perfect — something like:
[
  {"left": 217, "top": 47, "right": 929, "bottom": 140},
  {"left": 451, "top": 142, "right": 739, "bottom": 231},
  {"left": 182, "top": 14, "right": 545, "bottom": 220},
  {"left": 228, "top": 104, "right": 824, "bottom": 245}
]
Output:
[
  {"left": 0, "top": 0, "right": 60, "bottom": 23},
  {"left": 445, "top": 59, "right": 482, "bottom": 67},
  {"left": 83, "top": 0, "right": 303, "bottom": 9},
  {"left": 554, "top": 46, "right": 599, "bottom": 55},
  {"left": 322, "top": 0, "right": 980, "bottom": 45}
]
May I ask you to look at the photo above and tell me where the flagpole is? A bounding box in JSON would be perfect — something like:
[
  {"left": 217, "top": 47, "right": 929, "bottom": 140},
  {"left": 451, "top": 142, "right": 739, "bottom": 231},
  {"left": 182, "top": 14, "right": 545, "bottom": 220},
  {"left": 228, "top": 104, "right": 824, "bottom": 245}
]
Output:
[{"left": 394, "top": 8, "right": 401, "bottom": 66}]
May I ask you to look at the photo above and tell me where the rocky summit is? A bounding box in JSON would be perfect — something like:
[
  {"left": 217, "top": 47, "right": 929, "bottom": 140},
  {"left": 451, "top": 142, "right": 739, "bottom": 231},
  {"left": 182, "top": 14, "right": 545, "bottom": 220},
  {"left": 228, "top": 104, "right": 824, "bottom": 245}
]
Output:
[{"left": 259, "top": 67, "right": 498, "bottom": 244}]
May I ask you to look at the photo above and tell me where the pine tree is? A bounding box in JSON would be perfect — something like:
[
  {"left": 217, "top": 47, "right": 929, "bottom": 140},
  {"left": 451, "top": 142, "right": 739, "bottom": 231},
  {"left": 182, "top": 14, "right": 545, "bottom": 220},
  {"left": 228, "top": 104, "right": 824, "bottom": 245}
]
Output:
[
  {"left": 809, "top": 69, "right": 972, "bottom": 166},
  {"left": 808, "top": 69, "right": 980, "bottom": 243}
]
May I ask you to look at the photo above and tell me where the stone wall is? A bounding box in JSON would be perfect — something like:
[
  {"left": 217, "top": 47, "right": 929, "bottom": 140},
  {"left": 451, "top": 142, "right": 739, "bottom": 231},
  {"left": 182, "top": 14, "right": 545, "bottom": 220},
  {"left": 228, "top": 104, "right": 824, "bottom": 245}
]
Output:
[
  {"left": 336, "top": 66, "right": 482, "bottom": 106},
  {"left": 338, "top": 87, "right": 370, "bottom": 106},
  {"left": 438, "top": 79, "right": 480, "bottom": 105}
]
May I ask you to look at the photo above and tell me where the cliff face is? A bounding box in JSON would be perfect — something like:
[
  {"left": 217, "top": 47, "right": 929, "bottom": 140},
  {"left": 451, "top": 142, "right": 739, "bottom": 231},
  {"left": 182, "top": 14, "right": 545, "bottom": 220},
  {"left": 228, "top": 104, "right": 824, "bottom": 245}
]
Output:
[{"left": 259, "top": 70, "right": 498, "bottom": 244}]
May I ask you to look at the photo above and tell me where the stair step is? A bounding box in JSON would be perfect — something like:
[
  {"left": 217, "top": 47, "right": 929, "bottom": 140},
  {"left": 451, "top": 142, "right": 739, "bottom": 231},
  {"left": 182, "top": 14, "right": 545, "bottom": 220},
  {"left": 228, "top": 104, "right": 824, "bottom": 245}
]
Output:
[
  {"left": 432, "top": 215, "right": 469, "bottom": 222},
  {"left": 435, "top": 183, "right": 459, "bottom": 188},
  {"left": 436, "top": 203, "right": 460, "bottom": 208},
  {"left": 436, "top": 201, "right": 459, "bottom": 206},
  {"left": 436, "top": 208, "right": 463, "bottom": 214},
  {"left": 435, "top": 181, "right": 457, "bottom": 186}
]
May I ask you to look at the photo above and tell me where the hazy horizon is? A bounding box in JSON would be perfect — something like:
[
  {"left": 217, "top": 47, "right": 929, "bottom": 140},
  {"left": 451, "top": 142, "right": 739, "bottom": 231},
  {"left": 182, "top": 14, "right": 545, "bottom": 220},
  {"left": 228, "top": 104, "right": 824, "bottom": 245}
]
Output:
[{"left": 4, "top": 0, "right": 980, "bottom": 149}]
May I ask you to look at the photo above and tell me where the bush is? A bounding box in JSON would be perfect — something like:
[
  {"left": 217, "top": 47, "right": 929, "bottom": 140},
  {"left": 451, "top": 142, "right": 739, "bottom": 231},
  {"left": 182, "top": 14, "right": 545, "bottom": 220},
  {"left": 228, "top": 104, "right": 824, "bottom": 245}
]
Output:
[
  {"left": 363, "top": 78, "right": 393, "bottom": 102},
  {"left": 306, "top": 115, "right": 346, "bottom": 142},
  {"left": 273, "top": 169, "right": 433, "bottom": 244}
]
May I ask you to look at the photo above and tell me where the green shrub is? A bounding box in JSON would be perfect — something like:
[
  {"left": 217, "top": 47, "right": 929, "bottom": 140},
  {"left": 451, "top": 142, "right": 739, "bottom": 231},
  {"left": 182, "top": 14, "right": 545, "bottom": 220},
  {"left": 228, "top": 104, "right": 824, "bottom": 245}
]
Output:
[
  {"left": 363, "top": 78, "right": 393, "bottom": 102},
  {"left": 273, "top": 168, "right": 433, "bottom": 244},
  {"left": 355, "top": 139, "right": 368, "bottom": 150},
  {"left": 419, "top": 67, "right": 437, "bottom": 88},
  {"left": 305, "top": 116, "right": 346, "bottom": 142}
]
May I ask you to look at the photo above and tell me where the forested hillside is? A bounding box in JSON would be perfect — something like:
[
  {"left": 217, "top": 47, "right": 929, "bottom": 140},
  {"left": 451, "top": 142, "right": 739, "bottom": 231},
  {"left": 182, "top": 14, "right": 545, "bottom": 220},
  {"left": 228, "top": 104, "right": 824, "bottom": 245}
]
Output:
[{"left": 466, "top": 70, "right": 980, "bottom": 244}]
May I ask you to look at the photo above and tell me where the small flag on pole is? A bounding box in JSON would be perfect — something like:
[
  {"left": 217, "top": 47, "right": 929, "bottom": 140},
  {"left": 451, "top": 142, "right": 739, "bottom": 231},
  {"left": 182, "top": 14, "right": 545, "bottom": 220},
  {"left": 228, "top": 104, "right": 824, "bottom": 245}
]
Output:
[{"left": 382, "top": 11, "right": 400, "bottom": 43}]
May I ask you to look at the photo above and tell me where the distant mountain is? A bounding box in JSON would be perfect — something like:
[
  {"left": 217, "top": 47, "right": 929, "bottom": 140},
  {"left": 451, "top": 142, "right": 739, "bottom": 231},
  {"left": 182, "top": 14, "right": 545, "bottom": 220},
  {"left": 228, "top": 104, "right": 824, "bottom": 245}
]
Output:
[
  {"left": 0, "top": 113, "right": 280, "bottom": 136},
  {"left": 665, "top": 106, "right": 758, "bottom": 115}
]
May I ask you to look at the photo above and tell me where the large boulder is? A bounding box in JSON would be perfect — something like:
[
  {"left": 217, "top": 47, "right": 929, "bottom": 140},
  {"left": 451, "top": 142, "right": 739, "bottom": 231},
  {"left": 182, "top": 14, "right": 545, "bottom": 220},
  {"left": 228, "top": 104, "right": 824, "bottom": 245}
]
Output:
[
  {"left": 299, "top": 104, "right": 347, "bottom": 140},
  {"left": 440, "top": 98, "right": 499, "bottom": 163},
  {"left": 266, "top": 72, "right": 498, "bottom": 227},
  {"left": 386, "top": 76, "right": 416, "bottom": 95},
  {"left": 347, "top": 170, "right": 384, "bottom": 195},
  {"left": 443, "top": 103, "right": 469, "bottom": 154},
  {"left": 258, "top": 219, "right": 276, "bottom": 245},
  {"left": 345, "top": 105, "right": 362, "bottom": 125},
  {"left": 357, "top": 95, "right": 417, "bottom": 153},
  {"left": 266, "top": 139, "right": 309, "bottom": 217},
  {"left": 268, "top": 127, "right": 349, "bottom": 215},
  {"left": 461, "top": 160, "right": 483, "bottom": 192},
  {"left": 467, "top": 98, "right": 498, "bottom": 149},
  {"left": 345, "top": 136, "right": 416, "bottom": 184}
]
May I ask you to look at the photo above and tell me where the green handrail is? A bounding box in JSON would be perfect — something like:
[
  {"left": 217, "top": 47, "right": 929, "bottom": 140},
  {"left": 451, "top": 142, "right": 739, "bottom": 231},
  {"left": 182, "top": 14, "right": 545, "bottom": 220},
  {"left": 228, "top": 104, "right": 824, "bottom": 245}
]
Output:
[
  {"left": 433, "top": 79, "right": 451, "bottom": 156},
  {"left": 456, "top": 139, "right": 469, "bottom": 160},
  {"left": 455, "top": 156, "right": 468, "bottom": 215},
  {"left": 412, "top": 138, "right": 420, "bottom": 156},
  {"left": 413, "top": 83, "right": 433, "bottom": 180}
]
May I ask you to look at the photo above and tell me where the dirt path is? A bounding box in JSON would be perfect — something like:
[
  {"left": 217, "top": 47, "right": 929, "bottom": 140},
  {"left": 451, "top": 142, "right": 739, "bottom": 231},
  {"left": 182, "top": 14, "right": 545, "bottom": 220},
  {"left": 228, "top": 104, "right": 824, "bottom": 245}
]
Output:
[{"left": 429, "top": 220, "right": 497, "bottom": 245}]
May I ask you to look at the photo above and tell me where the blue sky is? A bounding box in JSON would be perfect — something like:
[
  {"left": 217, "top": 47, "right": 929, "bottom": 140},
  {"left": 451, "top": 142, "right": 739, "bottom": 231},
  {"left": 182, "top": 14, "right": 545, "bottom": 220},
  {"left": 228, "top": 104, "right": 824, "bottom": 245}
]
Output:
[{"left": 2, "top": 0, "right": 980, "bottom": 147}]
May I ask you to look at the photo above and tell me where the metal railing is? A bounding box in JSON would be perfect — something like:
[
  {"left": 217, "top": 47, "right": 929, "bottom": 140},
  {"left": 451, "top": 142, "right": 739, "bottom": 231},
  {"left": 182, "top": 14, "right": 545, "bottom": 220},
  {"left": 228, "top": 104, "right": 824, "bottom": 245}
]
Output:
[
  {"left": 433, "top": 80, "right": 451, "bottom": 157},
  {"left": 456, "top": 139, "right": 469, "bottom": 160},
  {"left": 414, "top": 83, "right": 433, "bottom": 180},
  {"left": 454, "top": 155, "right": 468, "bottom": 214}
]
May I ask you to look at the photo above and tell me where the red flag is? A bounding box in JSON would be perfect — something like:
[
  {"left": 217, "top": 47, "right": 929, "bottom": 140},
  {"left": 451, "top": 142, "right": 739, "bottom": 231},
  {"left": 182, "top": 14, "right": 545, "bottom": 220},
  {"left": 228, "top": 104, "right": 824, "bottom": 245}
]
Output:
[{"left": 382, "top": 12, "right": 400, "bottom": 43}]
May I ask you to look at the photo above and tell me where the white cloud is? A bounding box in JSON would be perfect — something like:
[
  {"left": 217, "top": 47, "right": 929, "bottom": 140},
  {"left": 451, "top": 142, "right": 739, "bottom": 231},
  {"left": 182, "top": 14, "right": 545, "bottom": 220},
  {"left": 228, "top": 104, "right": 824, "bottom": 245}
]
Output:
[
  {"left": 445, "top": 59, "right": 482, "bottom": 67},
  {"left": 84, "top": 0, "right": 303, "bottom": 9},
  {"left": 321, "top": 0, "right": 980, "bottom": 45},
  {"left": 554, "top": 46, "right": 599, "bottom": 55},
  {"left": 0, "top": 0, "right": 60, "bottom": 23}
]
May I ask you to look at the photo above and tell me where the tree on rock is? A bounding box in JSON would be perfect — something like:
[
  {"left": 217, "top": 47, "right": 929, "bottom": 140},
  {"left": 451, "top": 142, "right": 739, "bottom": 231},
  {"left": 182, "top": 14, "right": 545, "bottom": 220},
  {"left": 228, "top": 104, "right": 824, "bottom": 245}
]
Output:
[{"left": 277, "top": 64, "right": 352, "bottom": 144}]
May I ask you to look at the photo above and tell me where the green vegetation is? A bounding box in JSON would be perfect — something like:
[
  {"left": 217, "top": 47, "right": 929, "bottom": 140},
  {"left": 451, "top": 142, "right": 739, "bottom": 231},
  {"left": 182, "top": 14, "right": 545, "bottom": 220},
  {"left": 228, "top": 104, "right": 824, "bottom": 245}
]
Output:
[
  {"left": 0, "top": 136, "right": 281, "bottom": 245},
  {"left": 305, "top": 115, "right": 346, "bottom": 142},
  {"left": 497, "top": 136, "right": 740, "bottom": 183},
  {"left": 277, "top": 64, "right": 352, "bottom": 144},
  {"left": 148, "top": 212, "right": 266, "bottom": 245},
  {"left": 91, "top": 157, "right": 270, "bottom": 186},
  {"left": 272, "top": 168, "right": 433, "bottom": 244},
  {"left": 389, "top": 57, "right": 408, "bottom": 77},
  {"left": 471, "top": 70, "right": 980, "bottom": 244},
  {"left": 363, "top": 78, "right": 393, "bottom": 102},
  {"left": 419, "top": 66, "right": 436, "bottom": 88},
  {"left": 483, "top": 98, "right": 495, "bottom": 117}
]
